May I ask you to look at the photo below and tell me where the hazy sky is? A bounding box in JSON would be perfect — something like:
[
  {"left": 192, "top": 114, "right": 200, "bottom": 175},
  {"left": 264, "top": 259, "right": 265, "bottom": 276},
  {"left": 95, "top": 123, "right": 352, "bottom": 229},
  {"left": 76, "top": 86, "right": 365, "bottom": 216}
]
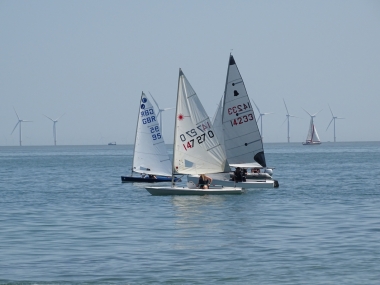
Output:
[{"left": 1, "top": 0, "right": 379, "bottom": 146}]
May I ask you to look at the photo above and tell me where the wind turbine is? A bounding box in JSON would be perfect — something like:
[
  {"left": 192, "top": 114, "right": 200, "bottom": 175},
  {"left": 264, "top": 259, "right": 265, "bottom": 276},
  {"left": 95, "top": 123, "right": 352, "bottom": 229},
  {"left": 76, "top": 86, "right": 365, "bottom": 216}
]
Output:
[
  {"left": 252, "top": 100, "right": 274, "bottom": 140},
  {"left": 326, "top": 105, "right": 344, "bottom": 142},
  {"left": 149, "top": 92, "right": 173, "bottom": 136},
  {"left": 44, "top": 113, "right": 65, "bottom": 146},
  {"left": 11, "top": 108, "right": 32, "bottom": 146},
  {"left": 281, "top": 99, "right": 297, "bottom": 143}
]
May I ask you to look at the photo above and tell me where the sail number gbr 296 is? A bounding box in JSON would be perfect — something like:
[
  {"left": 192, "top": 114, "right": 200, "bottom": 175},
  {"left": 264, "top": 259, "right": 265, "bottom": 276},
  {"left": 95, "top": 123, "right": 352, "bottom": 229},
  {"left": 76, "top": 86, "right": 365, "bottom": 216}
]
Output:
[{"left": 179, "top": 122, "right": 214, "bottom": 151}]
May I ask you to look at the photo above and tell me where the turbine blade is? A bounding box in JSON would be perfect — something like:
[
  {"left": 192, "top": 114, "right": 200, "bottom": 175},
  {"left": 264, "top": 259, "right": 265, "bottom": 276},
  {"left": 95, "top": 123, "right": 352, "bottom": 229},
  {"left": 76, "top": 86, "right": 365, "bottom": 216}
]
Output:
[
  {"left": 148, "top": 91, "right": 160, "bottom": 110},
  {"left": 337, "top": 117, "right": 345, "bottom": 119},
  {"left": 43, "top": 114, "right": 54, "bottom": 121},
  {"left": 302, "top": 108, "right": 312, "bottom": 117},
  {"left": 11, "top": 121, "right": 19, "bottom": 134},
  {"left": 326, "top": 118, "right": 333, "bottom": 131},
  {"left": 56, "top": 113, "right": 65, "bottom": 121},
  {"left": 13, "top": 107, "right": 20, "bottom": 120},
  {"left": 328, "top": 104, "right": 334, "bottom": 117},
  {"left": 280, "top": 117, "right": 287, "bottom": 127},
  {"left": 252, "top": 100, "right": 260, "bottom": 113},
  {"left": 283, "top": 99, "right": 289, "bottom": 115},
  {"left": 313, "top": 109, "right": 323, "bottom": 116}
]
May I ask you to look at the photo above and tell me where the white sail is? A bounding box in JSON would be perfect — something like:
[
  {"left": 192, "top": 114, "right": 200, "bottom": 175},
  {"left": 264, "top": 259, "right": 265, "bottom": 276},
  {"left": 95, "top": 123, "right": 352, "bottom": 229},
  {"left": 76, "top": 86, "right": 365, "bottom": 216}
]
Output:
[
  {"left": 313, "top": 125, "right": 321, "bottom": 142},
  {"left": 132, "top": 92, "right": 172, "bottom": 176},
  {"left": 305, "top": 118, "right": 321, "bottom": 143},
  {"left": 173, "top": 69, "right": 229, "bottom": 175},
  {"left": 214, "top": 54, "right": 266, "bottom": 167}
]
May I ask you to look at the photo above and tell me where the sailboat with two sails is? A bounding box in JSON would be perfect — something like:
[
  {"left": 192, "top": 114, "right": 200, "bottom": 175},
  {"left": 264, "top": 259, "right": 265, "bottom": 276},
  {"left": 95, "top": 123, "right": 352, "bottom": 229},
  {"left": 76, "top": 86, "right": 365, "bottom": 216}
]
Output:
[
  {"left": 302, "top": 109, "right": 322, "bottom": 145},
  {"left": 121, "top": 92, "right": 181, "bottom": 183},
  {"left": 145, "top": 69, "right": 243, "bottom": 195},
  {"left": 187, "top": 54, "right": 279, "bottom": 188}
]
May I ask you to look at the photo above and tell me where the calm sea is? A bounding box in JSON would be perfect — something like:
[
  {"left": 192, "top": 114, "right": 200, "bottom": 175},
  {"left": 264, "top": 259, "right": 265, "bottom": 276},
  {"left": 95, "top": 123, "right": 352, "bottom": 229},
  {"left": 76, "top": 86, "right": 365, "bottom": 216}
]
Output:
[{"left": 0, "top": 142, "right": 379, "bottom": 284}]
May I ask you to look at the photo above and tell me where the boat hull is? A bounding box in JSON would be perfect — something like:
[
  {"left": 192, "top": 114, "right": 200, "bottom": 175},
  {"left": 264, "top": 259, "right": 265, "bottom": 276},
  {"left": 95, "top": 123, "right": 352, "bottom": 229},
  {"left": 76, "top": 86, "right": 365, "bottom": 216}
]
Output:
[
  {"left": 302, "top": 142, "right": 321, "bottom": 145},
  {"left": 121, "top": 176, "right": 181, "bottom": 183},
  {"left": 145, "top": 186, "right": 243, "bottom": 196},
  {"left": 187, "top": 174, "right": 279, "bottom": 189}
]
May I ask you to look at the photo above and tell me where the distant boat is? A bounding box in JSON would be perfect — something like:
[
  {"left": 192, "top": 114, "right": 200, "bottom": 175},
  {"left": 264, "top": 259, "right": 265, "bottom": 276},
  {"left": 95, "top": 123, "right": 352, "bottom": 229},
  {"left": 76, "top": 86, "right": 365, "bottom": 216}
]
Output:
[
  {"left": 302, "top": 116, "right": 322, "bottom": 145},
  {"left": 108, "top": 142, "right": 116, "bottom": 145},
  {"left": 121, "top": 92, "right": 180, "bottom": 183}
]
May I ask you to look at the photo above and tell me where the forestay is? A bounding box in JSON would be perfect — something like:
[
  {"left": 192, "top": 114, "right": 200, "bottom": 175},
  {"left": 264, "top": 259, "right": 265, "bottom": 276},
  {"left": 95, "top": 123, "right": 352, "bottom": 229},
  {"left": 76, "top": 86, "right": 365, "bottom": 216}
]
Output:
[
  {"left": 132, "top": 92, "right": 172, "bottom": 176},
  {"left": 173, "top": 69, "right": 229, "bottom": 175},
  {"left": 213, "top": 54, "right": 266, "bottom": 167}
]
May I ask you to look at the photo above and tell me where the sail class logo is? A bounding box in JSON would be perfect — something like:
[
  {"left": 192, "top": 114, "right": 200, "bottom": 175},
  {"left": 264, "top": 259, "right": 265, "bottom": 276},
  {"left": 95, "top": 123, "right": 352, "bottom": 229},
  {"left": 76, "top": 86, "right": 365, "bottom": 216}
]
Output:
[
  {"left": 142, "top": 98, "right": 147, "bottom": 103},
  {"left": 178, "top": 114, "right": 184, "bottom": 120},
  {"left": 234, "top": 90, "right": 239, "bottom": 96},
  {"left": 141, "top": 104, "right": 145, "bottom": 109}
]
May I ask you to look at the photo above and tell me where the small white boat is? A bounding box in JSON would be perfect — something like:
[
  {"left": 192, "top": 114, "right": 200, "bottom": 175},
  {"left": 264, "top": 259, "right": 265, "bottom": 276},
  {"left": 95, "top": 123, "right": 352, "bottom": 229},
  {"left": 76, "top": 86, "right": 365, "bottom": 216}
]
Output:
[
  {"left": 188, "top": 54, "right": 279, "bottom": 189},
  {"left": 145, "top": 69, "right": 243, "bottom": 196},
  {"left": 146, "top": 182, "right": 243, "bottom": 195},
  {"left": 121, "top": 92, "right": 180, "bottom": 183},
  {"left": 302, "top": 109, "right": 322, "bottom": 145},
  {"left": 108, "top": 142, "right": 116, "bottom": 145}
]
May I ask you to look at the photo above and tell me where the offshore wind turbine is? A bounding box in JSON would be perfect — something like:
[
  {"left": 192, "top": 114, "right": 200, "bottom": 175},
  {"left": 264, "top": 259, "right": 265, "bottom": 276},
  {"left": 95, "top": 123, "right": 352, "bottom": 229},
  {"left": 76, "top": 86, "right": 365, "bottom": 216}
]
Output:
[
  {"left": 252, "top": 100, "right": 274, "bottom": 140},
  {"left": 302, "top": 108, "right": 323, "bottom": 123},
  {"left": 282, "top": 99, "right": 297, "bottom": 143},
  {"left": 44, "top": 113, "right": 65, "bottom": 146},
  {"left": 326, "top": 105, "right": 344, "bottom": 142},
  {"left": 149, "top": 92, "right": 173, "bottom": 136},
  {"left": 11, "top": 108, "right": 32, "bottom": 146}
]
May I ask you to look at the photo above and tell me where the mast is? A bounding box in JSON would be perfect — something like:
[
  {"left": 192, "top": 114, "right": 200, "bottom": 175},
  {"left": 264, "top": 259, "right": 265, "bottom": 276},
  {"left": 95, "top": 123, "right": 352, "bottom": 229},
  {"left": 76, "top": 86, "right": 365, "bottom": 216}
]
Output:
[
  {"left": 171, "top": 69, "right": 182, "bottom": 187},
  {"left": 130, "top": 92, "right": 143, "bottom": 176}
]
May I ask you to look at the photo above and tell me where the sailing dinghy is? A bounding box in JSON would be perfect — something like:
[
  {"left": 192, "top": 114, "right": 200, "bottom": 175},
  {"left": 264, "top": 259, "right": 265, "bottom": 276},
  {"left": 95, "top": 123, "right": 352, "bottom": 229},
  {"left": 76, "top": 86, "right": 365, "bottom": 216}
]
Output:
[
  {"left": 121, "top": 92, "right": 180, "bottom": 183},
  {"left": 302, "top": 109, "right": 322, "bottom": 145},
  {"left": 187, "top": 54, "right": 279, "bottom": 188},
  {"left": 145, "top": 69, "right": 243, "bottom": 195}
]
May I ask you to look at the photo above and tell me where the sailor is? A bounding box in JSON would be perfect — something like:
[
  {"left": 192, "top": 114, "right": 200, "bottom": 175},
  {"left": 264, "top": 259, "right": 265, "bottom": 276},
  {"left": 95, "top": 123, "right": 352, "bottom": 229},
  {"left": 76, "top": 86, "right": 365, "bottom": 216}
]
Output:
[
  {"left": 197, "top": 174, "right": 212, "bottom": 189},
  {"left": 233, "top": 167, "right": 243, "bottom": 182}
]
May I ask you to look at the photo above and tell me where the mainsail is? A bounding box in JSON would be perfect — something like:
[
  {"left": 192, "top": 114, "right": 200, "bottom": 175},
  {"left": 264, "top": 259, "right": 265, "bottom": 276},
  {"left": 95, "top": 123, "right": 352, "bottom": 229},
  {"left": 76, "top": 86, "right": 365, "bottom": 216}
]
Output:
[
  {"left": 132, "top": 92, "right": 172, "bottom": 176},
  {"left": 213, "top": 54, "right": 266, "bottom": 167},
  {"left": 173, "top": 69, "right": 230, "bottom": 175}
]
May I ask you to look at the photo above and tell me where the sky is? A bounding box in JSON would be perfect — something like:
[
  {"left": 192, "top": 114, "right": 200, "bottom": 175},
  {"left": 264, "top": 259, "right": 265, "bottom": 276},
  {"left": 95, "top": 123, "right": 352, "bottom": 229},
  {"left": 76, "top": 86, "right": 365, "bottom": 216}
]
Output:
[{"left": 1, "top": 0, "right": 380, "bottom": 146}]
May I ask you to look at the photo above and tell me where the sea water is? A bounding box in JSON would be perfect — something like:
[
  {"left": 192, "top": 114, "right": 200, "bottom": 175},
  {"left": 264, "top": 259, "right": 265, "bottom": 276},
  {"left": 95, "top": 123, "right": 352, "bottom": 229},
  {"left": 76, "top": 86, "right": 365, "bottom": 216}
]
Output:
[{"left": 0, "top": 142, "right": 379, "bottom": 284}]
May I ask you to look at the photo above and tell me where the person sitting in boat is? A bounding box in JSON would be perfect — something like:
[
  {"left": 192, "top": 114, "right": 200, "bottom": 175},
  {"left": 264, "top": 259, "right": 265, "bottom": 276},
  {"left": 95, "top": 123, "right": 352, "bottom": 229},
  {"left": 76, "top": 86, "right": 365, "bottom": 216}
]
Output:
[
  {"left": 148, "top": 174, "right": 157, "bottom": 179},
  {"left": 242, "top": 168, "right": 247, "bottom": 182},
  {"left": 233, "top": 167, "right": 244, "bottom": 182},
  {"left": 251, "top": 168, "right": 260, "bottom": 173},
  {"left": 197, "top": 174, "right": 212, "bottom": 189}
]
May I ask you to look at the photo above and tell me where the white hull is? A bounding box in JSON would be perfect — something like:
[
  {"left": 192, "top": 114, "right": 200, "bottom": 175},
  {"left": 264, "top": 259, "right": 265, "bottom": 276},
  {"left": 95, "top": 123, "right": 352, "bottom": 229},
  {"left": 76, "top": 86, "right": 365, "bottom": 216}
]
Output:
[
  {"left": 145, "top": 186, "right": 243, "bottom": 196},
  {"left": 302, "top": 141, "right": 321, "bottom": 145},
  {"left": 187, "top": 174, "right": 278, "bottom": 189}
]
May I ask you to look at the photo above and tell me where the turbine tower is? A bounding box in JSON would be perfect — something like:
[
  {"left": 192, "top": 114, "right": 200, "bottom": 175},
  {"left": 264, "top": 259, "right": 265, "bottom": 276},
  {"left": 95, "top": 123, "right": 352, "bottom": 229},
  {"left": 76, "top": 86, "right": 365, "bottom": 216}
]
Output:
[
  {"left": 326, "top": 105, "right": 344, "bottom": 142},
  {"left": 282, "top": 99, "right": 297, "bottom": 143},
  {"left": 11, "top": 108, "right": 32, "bottom": 146},
  {"left": 149, "top": 92, "right": 173, "bottom": 136},
  {"left": 252, "top": 100, "right": 273, "bottom": 140},
  {"left": 44, "top": 113, "right": 65, "bottom": 146}
]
